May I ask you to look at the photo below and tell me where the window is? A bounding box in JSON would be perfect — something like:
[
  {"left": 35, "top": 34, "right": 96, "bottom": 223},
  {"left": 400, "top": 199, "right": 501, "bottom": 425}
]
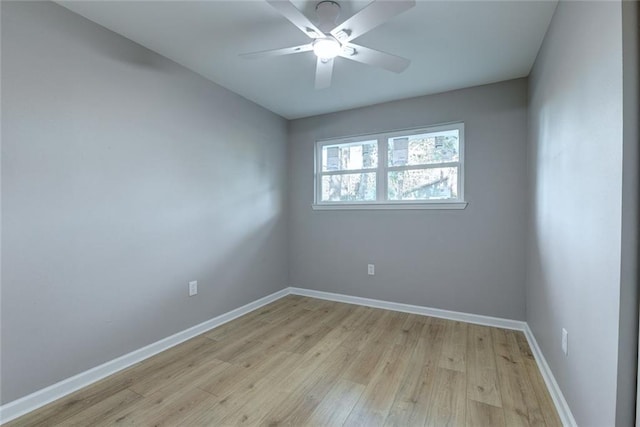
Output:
[{"left": 314, "top": 123, "right": 466, "bottom": 210}]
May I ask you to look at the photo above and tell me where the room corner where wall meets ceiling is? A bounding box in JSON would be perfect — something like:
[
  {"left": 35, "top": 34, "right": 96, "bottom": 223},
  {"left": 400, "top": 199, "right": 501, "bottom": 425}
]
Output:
[{"left": 1, "top": 0, "right": 288, "bottom": 404}]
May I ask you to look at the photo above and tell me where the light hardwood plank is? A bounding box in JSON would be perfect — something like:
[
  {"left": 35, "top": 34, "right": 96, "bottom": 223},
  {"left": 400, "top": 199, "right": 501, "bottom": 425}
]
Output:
[
  {"left": 505, "top": 330, "right": 546, "bottom": 427},
  {"left": 515, "top": 332, "right": 562, "bottom": 427},
  {"left": 190, "top": 351, "right": 303, "bottom": 425},
  {"left": 466, "top": 324, "right": 502, "bottom": 407},
  {"left": 466, "top": 399, "right": 506, "bottom": 427},
  {"left": 384, "top": 317, "right": 446, "bottom": 427},
  {"left": 424, "top": 368, "right": 467, "bottom": 427},
  {"left": 522, "top": 356, "right": 562, "bottom": 427},
  {"left": 259, "top": 344, "right": 360, "bottom": 426},
  {"left": 54, "top": 389, "right": 142, "bottom": 427},
  {"left": 4, "top": 371, "right": 135, "bottom": 427},
  {"left": 128, "top": 340, "right": 226, "bottom": 396},
  {"left": 512, "top": 331, "right": 562, "bottom": 426},
  {"left": 343, "top": 341, "right": 415, "bottom": 426},
  {"left": 201, "top": 296, "right": 300, "bottom": 342},
  {"left": 493, "top": 328, "right": 548, "bottom": 427},
  {"left": 341, "top": 311, "right": 408, "bottom": 385},
  {"left": 439, "top": 320, "right": 468, "bottom": 372},
  {"left": 305, "top": 379, "right": 365, "bottom": 426},
  {"left": 227, "top": 309, "right": 330, "bottom": 365},
  {"left": 190, "top": 361, "right": 247, "bottom": 397},
  {"left": 199, "top": 350, "right": 295, "bottom": 403},
  {"left": 105, "top": 386, "right": 216, "bottom": 426},
  {"left": 340, "top": 308, "right": 391, "bottom": 351},
  {"left": 345, "top": 314, "right": 424, "bottom": 426}
]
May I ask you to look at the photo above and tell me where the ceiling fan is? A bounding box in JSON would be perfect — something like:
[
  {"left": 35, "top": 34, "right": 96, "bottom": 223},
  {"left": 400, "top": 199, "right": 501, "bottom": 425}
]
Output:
[{"left": 241, "top": 0, "right": 416, "bottom": 89}]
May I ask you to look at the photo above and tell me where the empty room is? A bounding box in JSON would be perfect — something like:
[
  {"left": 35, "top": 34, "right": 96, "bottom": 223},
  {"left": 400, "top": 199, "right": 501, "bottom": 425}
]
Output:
[{"left": 1, "top": 0, "right": 638, "bottom": 426}]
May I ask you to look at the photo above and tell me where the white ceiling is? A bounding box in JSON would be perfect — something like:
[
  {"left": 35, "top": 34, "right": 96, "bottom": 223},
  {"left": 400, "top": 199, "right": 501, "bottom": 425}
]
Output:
[{"left": 57, "top": 0, "right": 557, "bottom": 119}]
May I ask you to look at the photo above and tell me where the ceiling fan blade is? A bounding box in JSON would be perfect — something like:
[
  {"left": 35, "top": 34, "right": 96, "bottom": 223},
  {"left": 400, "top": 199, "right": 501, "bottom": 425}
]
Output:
[
  {"left": 315, "top": 57, "right": 334, "bottom": 89},
  {"left": 340, "top": 44, "right": 410, "bottom": 73},
  {"left": 330, "top": 0, "right": 415, "bottom": 43},
  {"left": 240, "top": 44, "right": 313, "bottom": 59},
  {"left": 266, "top": 0, "right": 325, "bottom": 39}
]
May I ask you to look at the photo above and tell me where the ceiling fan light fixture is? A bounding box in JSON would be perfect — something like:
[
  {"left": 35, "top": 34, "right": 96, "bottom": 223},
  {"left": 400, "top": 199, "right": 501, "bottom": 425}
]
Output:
[
  {"left": 312, "top": 37, "right": 341, "bottom": 60},
  {"left": 245, "top": 0, "right": 416, "bottom": 89}
]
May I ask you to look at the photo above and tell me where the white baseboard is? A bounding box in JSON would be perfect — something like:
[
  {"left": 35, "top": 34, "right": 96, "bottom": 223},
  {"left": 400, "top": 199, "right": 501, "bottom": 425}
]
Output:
[
  {"left": 289, "top": 287, "right": 527, "bottom": 331},
  {"left": 0, "top": 288, "right": 289, "bottom": 424},
  {"left": 524, "top": 325, "right": 577, "bottom": 427},
  {"left": 1, "top": 286, "right": 575, "bottom": 427}
]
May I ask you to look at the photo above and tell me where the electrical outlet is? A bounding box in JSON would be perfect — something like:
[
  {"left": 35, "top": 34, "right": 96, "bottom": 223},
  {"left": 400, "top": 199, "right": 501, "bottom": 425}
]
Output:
[
  {"left": 189, "top": 281, "right": 198, "bottom": 297},
  {"left": 561, "top": 328, "right": 568, "bottom": 356},
  {"left": 367, "top": 264, "right": 375, "bottom": 275}
]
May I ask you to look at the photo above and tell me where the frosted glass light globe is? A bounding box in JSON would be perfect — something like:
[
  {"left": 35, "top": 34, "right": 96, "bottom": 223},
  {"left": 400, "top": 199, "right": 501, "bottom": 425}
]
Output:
[{"left": 313, "top": 38, "right": 341, "bottom": 60}]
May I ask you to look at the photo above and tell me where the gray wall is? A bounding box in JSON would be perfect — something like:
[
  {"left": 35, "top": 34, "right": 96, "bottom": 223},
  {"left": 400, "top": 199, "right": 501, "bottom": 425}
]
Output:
[
  {"left": 619, "top": 1, "right": 639, "bottom": 425},
  {"left": 526, "top": 1, "right": 631, "bottom": 425},
  {"left": 288, "top": 79, "right": 528, "bottom": 321},
  {"left": 1, "top": 1, "right": 288, "bottom": 404}
]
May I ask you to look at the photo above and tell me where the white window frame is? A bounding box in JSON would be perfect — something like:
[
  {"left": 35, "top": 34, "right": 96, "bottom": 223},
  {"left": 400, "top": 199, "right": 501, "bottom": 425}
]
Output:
[{"left": 313, "top": 122, "right": 467, "bottom": 210}]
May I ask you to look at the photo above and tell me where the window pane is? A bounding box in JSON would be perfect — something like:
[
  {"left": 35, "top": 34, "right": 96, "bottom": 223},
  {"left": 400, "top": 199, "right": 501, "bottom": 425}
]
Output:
[
  {"left": 388, "top": 167, "right": 458, "bottom": 200},
  {"left": 321, "top": 173, "right": 376, "bottom": 202},
  {"left": 388, "top": 130, "right": 459, "bottom": 166},
  {"left": 322, "top": 140, "right": 378, "bottom": 172}
]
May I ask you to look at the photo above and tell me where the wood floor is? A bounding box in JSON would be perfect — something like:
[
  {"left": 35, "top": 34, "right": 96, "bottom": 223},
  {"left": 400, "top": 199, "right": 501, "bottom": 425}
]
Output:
[{"left": 5, "top": 296, "right": 562, "bottom": 426}]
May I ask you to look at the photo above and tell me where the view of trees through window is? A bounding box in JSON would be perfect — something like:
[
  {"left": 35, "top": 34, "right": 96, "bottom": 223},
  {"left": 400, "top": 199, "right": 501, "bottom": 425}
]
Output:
[
  {"left": 321, "top": 140, "right": 377, "bottom": 202},
  {"left": 321, "top": 173, "right": 377, "bottom": 202},
  {"left": 317, "top": 126, "right": 462, "bottom": 203},
  {"left": 388, "top": 132, "right": 459, "bottom": 200}
]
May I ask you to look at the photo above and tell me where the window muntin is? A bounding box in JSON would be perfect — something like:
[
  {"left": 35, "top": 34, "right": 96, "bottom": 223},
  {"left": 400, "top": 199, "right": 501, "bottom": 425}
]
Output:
[{"left": 315, "top": 123, "right": 464, "bottom": 206}]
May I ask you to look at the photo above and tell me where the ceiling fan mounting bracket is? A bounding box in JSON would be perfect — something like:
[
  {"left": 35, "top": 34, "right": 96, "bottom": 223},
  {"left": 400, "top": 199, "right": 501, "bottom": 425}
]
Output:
[
  {"left": 315, "top": 1, "right": 341, "bottom": 32},
  {"left": 315, "top": 1, "right": 340, "bottom": 15}
]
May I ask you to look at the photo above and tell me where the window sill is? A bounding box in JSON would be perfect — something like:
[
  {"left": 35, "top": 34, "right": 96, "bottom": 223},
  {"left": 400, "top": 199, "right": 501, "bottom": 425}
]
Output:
[{"left": 311, "top": 202, "right": 468, "bottom": 211}]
